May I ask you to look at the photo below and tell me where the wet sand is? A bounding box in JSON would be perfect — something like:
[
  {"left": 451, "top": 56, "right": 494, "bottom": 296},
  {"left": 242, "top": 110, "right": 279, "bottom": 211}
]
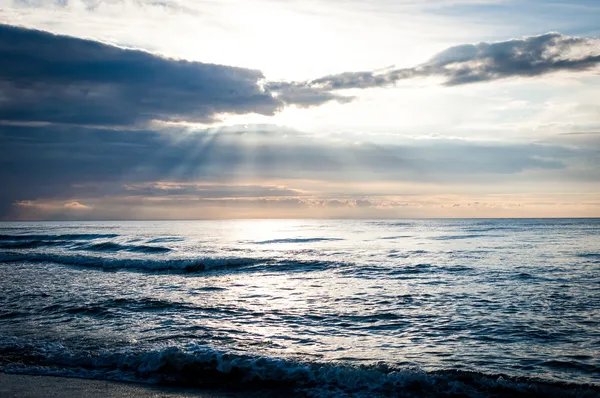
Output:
[{"left": 0, "top": 373, "right": 277, "bottom": 398}]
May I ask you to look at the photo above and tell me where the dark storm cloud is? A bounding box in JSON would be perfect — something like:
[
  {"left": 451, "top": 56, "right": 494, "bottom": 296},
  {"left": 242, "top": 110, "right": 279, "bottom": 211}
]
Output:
[
  {"left": 2, "top": 25, "right": 598, "bottom": 124},
  {"left": 268, "top": 32, "right": 600, "bottom": 101},
  {"left": 0, "top": 24, "right": 285, "bottom": 125},
  {"left": 1, "top": 123, "right": 593, "bottom": 218}
]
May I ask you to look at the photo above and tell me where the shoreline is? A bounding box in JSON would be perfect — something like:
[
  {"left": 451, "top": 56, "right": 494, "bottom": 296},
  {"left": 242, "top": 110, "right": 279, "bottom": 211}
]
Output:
[
  {"left": 2, "top": 371, "right": 599, "bottom": 398},
  {"left": 0, "top": 373, "right": 286, "bottom": 398}
]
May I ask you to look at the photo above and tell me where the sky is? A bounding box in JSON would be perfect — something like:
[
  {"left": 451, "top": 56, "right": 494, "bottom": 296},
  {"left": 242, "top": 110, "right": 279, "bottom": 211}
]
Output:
[{"left": 1, "top": 0, "right": 599, "bottom": 219}]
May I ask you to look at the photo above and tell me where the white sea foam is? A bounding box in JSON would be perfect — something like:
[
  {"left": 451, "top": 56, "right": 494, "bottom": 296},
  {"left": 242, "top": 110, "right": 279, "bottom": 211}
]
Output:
[{"left": 2, "top": 342, "right": 597, "bottom": 397}]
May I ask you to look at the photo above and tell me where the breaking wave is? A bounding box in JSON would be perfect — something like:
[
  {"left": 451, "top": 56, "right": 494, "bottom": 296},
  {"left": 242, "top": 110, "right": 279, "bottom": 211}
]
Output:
[
  {"left": 0, "top": 252, "right": 344, "bottom": 275},
  {"left": 1, "top": 343, "right": 597, "bottom": 397},
  {"left": 0, "top": 252, "right": 268, "bottom": 273}
]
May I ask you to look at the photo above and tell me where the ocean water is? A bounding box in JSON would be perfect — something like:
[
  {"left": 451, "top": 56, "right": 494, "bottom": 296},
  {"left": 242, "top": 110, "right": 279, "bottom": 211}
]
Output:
[{"left": 0, "top": 219, "right": 599, "bottom": 397}]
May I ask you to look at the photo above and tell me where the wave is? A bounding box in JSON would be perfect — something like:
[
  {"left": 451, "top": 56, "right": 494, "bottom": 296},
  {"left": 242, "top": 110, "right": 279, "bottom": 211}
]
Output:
[
  {"left": 35, "top": 297, "right": 197, "bottom": 318},
  {"left": 0, "top": 240, "right": 71, "bottom": 249},
  {"left": 0, "top": 252, "right": 343, "bottom": 275},
  {"left": 106, "top": 297, "right": 197, "bottom": 311},
  {"left": 0, "top": 233, "right": 119, "bottom": 241},
  {"left": 0, "top": 252, "right": 267, "bottom": 273},
  {"left": 369, "top": 221, "right": 412, "bottom": 227},
  {"left": 0, "top": 235, "right": 171, "bottom": 254},
  {"left": 578, "top": 253, "right": 600, "bottom": 258},
  {"left": 341, "top": 263, "right": 474, "bottom": 279},
  {"left": 254, "top": 238, "right": 344, "bottom": 244},
  {"left": 73, "top": 241, "right": 172, "bottom": 254},
  {"left": 430, "top": 234, "right": 496, "bottom": 240},
  {"left": 1, "top": 343, "right": 597, "bottom": 397},
  {"left": 464, "top": 226, "right": 513, "bottom": 233},
  {"left": 147, "top": 237, "right": 185, "bottom": 243},
  {"left": 4, "top": 297, "right": 270, "bottom": 321}
]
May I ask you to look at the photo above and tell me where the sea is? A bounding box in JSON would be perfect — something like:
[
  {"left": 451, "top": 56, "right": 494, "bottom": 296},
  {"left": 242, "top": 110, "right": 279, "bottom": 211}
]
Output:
[{"left": 0, "top": 219, "right": 599, "bottom": 397}]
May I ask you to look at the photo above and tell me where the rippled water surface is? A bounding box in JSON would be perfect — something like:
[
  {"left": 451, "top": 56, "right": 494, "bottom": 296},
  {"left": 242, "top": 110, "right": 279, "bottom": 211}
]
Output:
[{"left": 1, "top": 219, "right": 599, "bottom": 396}]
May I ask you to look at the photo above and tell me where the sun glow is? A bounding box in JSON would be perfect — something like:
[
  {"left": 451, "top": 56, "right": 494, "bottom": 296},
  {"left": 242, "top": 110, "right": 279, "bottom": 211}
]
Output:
[{"left": 230, "top": 219, "right": 302, "bottom": 243}]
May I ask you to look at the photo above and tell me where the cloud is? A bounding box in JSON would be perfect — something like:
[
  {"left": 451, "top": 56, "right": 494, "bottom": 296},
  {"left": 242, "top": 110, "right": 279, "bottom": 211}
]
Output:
[
  {"left": 268, "top": 32, "right": 600, "bottom": 102},
  {"left": 0, "top": 24, "right": 283, "bottom": 126},
  {"left": 427, "top": 32, "right": 600, "bottom": 85},
  {"left": 0, "top": 23, "right": 361, "bottom": 126},
  {"left": 0, "top": 123, "right": 572, "bottom": 187},
  {"left": 63, "top": 201, "right": 89, "bottom": 209},
  {"left": 2, "top": 123, "right": 598, "bottom": 218},
  {"left": 2, "top": 24, "right": 599, "bottom": 125},
  {"left": 121, "top": 182, "right": 306, "bottom": 198},
  {"left": 11, "top": 193, "right": 600, "bottom": 220},
  {"left": 266, "top": 81, "right": 354, "bottom": 108}
]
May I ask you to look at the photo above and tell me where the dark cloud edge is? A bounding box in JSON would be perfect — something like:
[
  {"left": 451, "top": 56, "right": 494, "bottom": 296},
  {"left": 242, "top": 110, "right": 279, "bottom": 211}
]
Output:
[{"left": 1, "top": 25, "right": 599, "bottom": 128}]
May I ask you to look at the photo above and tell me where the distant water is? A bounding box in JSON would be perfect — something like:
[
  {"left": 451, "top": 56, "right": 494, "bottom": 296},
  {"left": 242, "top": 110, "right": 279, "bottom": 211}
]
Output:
[{"left": 1, "top": 219, "right": 599, "bottom": 397}]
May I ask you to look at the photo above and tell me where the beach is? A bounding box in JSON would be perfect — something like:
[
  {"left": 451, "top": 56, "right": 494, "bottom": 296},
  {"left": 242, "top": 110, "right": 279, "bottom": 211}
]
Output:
[{"left": 0, "top": 373, "right": 277, "bottom": 398}]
